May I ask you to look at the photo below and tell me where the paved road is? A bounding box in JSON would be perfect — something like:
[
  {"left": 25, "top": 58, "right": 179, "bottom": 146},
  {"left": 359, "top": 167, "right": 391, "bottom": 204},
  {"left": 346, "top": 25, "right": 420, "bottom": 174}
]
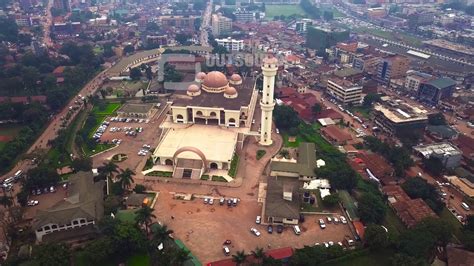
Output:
[
  {"left": 199, "top": 0, "right": 212, "bottom": 46},
  {"left": 43, "top": 0, "right": 54, "bottom": 47}
]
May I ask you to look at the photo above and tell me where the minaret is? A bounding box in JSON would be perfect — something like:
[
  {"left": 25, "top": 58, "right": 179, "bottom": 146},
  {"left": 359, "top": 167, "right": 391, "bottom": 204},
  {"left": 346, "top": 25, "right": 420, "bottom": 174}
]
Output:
[{"left": 259, "top": 55, "right": 278, "bottom": 146}]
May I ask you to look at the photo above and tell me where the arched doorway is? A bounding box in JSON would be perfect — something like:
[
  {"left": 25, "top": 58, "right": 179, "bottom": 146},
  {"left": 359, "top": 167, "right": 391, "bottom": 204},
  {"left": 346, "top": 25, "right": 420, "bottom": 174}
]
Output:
[
  {"left": 210, "top": 162, "right": 218, "bottom": 169},
  {"left": 165, "top": 159, "right": 173, "bottom": 165}
]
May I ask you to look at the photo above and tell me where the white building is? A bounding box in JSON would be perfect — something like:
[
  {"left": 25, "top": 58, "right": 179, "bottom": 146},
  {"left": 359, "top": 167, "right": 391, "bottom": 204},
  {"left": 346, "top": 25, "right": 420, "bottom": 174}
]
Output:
[
  {"left": 216, "top": 37, "right": 244, "bottom": 51},
  {"left": 326, "top": 78, "right": 362, "bottom": 105}
]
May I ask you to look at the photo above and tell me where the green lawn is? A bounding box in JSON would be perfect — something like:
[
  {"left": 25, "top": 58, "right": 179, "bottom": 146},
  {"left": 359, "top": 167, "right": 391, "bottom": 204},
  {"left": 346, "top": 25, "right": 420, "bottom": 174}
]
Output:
[
  {"left": 350, "top": 106, "right": 371, "bottom": 119},
  {"left": 46, "top": 147, "right": 72, "bottom": 168},
  {"left": 83, "top": 142, "right": 116, "bottom": 157},
  {"left": 116, "top": 209, "right": 138, "bottom": 223},
  {"left": 383, "top": 207, "right": 406, "bottom": 237},
  {"left": 338, "top": 190, "right": 359, "bottom": 220},
  {"left": 283, "top": 133, "right": 302, "bottom": 148},
  {"left": 353, "top": 27, "right": 422, "bottom": 47},
  {"left": 92, "top": 102, "right": 122, "bottom": 115},
  {"left": 126, "top": 253, "right": 150, "bottom": 266},
  {"left": 265, "top": 4, "right": 308, "bottom": 19},
  {"left": 320, "top": 7, "right": 345, "bottom": 18},
  {"left": 0, "top": 141, "right": 5, "bottom": 152},
  {"left": 145, "top": 171, "right": 173, "bottom": 177},
  {"left": 228, "top": 153, "right": 239, "bottom": 177}
]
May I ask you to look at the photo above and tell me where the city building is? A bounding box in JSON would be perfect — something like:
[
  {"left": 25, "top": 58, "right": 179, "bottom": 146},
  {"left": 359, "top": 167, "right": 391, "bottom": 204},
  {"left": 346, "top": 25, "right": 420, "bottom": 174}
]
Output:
[
  {"left": 158, "top": 16, "right": 197, "bottom": 31},
  {"left": 375, "top": 55, "right": 410, "bottom": 84},
  {"left": 295, "top": 19, "right": 312, "bottom": 34},
  {"left": 352, "top": 54, "right": 381, "bottom": 74},
  {"left": 33, "top": 171, "right": 104, "bottom": 242},
  {"left": 264, "top": 176, "right": 300, "bottom": 225},
  {"left": 234, "top": 9, "right": 254, "bottom": 22},
  {"left": 320, "top": 125, "right": 353, "bottom": 145},
  {"left": 373, "top": 102, "right": 428, "bottom": 137},
  {"left": 367, "top": 7, "right": 387, "bottom": 19},
  {"left": 216, "top": 37, "right": 244, "bottom": 51},
  {"left": 14, "top": 15, "right": 31, "bottom": 27},
  {"left": 408, "top": 11, "right": 435, "bottom": 28},
  {"left": 413, "top": 142, "right": 462, "bottom": 169},
  {"left": 211, "top": 13, "right": 232, "bottom": 36},
  {"left": 326, "top": 77, "right": 362, "bottom": 105},
  {"left": 417, "top": 77, "right": 456, "bottom": 105},
  {"left": 145, "top": 35, "right": 168, "bottom": 47},
  {"left": 404, "top": 70, "right": 433, "bottom": 91},
  {"left": 383, "top": 185, "right": 436, "bottom": 228},
  {"left": 270, "top": 142, "right": 317, "bottom": 180},
  {"left": 53, "top": 0, "right": 70, "bottom": 12}
]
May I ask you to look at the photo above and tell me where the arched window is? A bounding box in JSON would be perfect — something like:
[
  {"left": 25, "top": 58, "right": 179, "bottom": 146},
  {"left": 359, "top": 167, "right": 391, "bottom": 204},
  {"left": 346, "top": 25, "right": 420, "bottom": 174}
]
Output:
[
  {"left": 210, "top": 162, "right": 218, "bottom": 169},
  {"left": 177, "top": 114, "right": 184, "bottom": 119},
  {"left": 196, "top": 111, "right": 203, "bottom": 116},
  {"left": 165, "top": 159, "right": 173, "bottom": 166},
  {"left": 229, "top": 118, "right": 236, "bottom": 123},
  {"left": 51, "top": 224, "right": 58, "bottom": 229},
  {"left": 210, "top": 112, "right": 216, "bottom": 117},
  {"left": 73, "top": 220, "right": 79, "bottom": 225},
  {"left": 80, "top": 219, "right": 86, "bottom": 224}
]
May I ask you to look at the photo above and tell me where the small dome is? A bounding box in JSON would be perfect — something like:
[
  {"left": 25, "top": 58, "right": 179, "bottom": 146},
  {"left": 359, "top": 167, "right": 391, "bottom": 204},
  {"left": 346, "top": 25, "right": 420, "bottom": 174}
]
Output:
[
  {"left": 187, "top": 84, "right": 200, "bottom": 92},
  {"left": 230, "top": 74, "right": 241, "bottom": 81},
  {"left": 195, "top": 72, "right": 206, "bottom": 80},
  {"left": 202, "top": 71, "right": 228, "bottom": 89},
  {"left": 224, "top": 86, "right": 238, "bottom": 98}
]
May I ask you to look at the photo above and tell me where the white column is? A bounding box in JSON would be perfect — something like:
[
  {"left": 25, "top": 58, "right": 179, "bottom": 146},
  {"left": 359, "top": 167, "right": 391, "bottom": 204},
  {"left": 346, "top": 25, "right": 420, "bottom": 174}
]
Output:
[{"left": 259, "top": 56, "right": 278, "bottom": 146}]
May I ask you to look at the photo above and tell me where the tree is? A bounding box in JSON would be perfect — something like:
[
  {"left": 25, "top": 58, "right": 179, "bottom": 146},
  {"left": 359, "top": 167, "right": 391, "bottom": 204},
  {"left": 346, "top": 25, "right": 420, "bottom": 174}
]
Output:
[
  {"left": 273, "top": 105, "right": 300, "bottom": 130},
  {"left": 117, "top": 168, "right": 135, "bottom": 191},
  {"left": 71, "top": 157, "right": 92, "bottom": 172},
  {"left": 363, "top": 93, "right": 381, "bottom": 107},
  {"left": 0, "top": 17, "right": 19, "bottom": 42},
  {"left": 402, "top": 177, "right": 444, "bottom": 214},
  {"left": 232, "top": 250, "right": 247, "bottom": 265},
  {"left": 358, "top": 192, "right": 386, "bottom": 224},
  {"left": 390, "top": 253, "right": 425, "bottom": 266},
  {"left": 104, "top": 195, "right": 122, "bottom": 215},
  {"left": 311, "top": 103, "right": 322, "bottom": 115},
  {"left": 123, "top": 44, "right": 134, "bottom": 55},
  {"left": 251, "top": 247, "right": 266, "bottom": 263},
  {"left": 365, "top": 224, "right": 389, "bottom": 249},
  {"left": 279, "top": 149, "right": 290, "bottom": 158},
  {"left": 428, "top": 112, "right": 447, "bottom": 126},
  {"left": 99, "top": 161, "right": 120, "bottom": 180},
  {"left": 135, "top": 206, "right": 156, "bottom": 234},
  {"left": 150, "top": 224, "right": 174, "bottom": 249},
  {"left": 32, "top": 243, "right": 71, "bottom": 266},
  {"left": 0, "top": 195, "right": 13, "bottom": 208},
  {"left": 175, "top": 33, "right": 191, "bottom": 45},
  {"left": 130, "top": 67, "right": 142, "bottom": 81},
  {"left": 134, "top": 184, "right": 146, "bottom": 193},
  {"left": 322, "top": 194, "right": 339, "bottom": 207}
]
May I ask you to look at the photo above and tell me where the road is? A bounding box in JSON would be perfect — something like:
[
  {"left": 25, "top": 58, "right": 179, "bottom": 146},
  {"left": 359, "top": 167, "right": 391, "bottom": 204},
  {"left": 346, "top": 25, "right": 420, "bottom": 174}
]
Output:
[
  {"left": 199, "top": 0, "right": 212, "bottom": 47},
  {"left": 43, "top": 0, "right": 54, "bottom": 47}
]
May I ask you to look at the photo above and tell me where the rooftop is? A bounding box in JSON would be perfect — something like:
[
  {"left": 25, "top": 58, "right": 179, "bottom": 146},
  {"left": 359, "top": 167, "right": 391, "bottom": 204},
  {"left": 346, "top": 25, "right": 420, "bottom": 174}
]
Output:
[
  {"left": 270, "top": 142, "right": 317, "bottom": 177},
  {"left": 374, "top": 103, "right": 428, "bottom": 123},
  {"left": 265, "top": 177, "right": 300, "bottom": 220},
  {"left": 426, "top": 77, "right": 457, "bottom": 89},
  {"left": 413, "top": 142, "right": 462, "bottom": 158}
]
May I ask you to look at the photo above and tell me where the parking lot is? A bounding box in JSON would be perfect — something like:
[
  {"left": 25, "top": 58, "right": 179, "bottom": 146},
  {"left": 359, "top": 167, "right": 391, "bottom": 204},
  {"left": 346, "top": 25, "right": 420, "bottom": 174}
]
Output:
[
  {"left": 151, "top": 185, "right": 354, "bottom": 263},
  {"left": 23, "top": 185, "right": 68, "bottom": 220},
  {"left": 92, "top": 105, "right": 167, "bottom": 171}
]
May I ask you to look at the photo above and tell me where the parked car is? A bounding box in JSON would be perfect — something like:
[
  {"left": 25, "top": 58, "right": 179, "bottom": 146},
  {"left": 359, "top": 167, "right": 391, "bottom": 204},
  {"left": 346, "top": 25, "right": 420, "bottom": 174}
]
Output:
[
  {"left": 219, "top": 198, "right": 225, "bottom": 205},
  {"left": 208, "top": 198, "right": 214, "bottom": 205},
  {"left": 340, "top": 216, "right": 347, "bottom": 224},
  {"left": 223, "top": 246, "right": 230, "bottom": 256},
  {"left": 267, "top": 225, "right": 273, "bottom": 234},
  {"left": 256, "top": 216, "right": 261, "bottom": 224},
  {"left": 27, "top": 200, "right": 39, "bottom": 206},
  {"left": 326, "top": 216, "right": 332, "bottom": 223},
  {"left": 50, "top": 186, "right": 55, "bottom": 193},
  {"left": 250, "top": 228, "right": 261, "bottom": 237},
  {"left": 276, "top": 225, "right": 284, "bottom": 234},
  {"left": 323, "top": 242, "right": 329, "bottom": 248},
  {"left": 204, "top": 198, "right": 209, "bottom": 204},
  {"left": 333, "top": 217, "right": 339, "bottom": 224},
  {"left": 293, "top": 225, "right": 301, "bottom": 235},
  {"left": 227, "top": 199, "right": 232, "bottom": 206},
  {"left": 319, "top": 219, "right": 326, "bottom": 229}
]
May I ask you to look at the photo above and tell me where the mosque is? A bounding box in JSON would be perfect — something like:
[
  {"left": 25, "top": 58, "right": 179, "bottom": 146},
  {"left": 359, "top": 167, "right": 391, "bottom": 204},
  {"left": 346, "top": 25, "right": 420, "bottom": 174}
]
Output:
[{"left": 151, "top": 56, "right": 278, "bottom": 179}]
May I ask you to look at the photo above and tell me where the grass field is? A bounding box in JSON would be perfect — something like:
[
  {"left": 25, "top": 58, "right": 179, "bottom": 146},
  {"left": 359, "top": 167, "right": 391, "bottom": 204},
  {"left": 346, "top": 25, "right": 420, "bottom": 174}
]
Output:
[
  {"left": 338, "top": 190, "right": 359, "bottom": 220},
  {"left": 326, "top": 248, "right": 395, "bottom": 266},
  {"left": 116, "top": 209, "right": 138, "bottom": 223},
  {"left": 383, "top": 207, "right": 406, "bottom": 237},
  {"left": 440, "top": 207, "right": 463, "bottom": 242},
  {"left": 353, "top": 27, "right": 422, "bottom": 47},
  {"left": 265, "top": 4, "right": 307, "bottom": 19},
  {"left": 126, "top": 253, "right": 150, "bottom": 266},
  {"left": 92, "top": 102, "right": 122, "bottom": 115}
]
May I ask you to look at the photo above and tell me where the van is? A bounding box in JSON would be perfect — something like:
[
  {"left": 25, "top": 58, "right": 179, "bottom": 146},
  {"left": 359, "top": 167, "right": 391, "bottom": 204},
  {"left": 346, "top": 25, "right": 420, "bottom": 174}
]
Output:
[
  {"left": 232, "top": 198, "right": 238, "bottom": 206},
  {"left": 14, "top": 170, "right": 22, "bottom": 177},
  {"left": 461, "top": 202, "right": 470, "bottom": 211},
  {"left": 293, "top": 225, "right": 301, "bottom": 235}
]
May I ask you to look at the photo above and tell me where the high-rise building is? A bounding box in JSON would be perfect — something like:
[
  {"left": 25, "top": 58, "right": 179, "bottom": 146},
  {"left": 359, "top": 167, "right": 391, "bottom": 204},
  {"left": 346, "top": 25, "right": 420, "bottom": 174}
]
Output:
[
  {"left": 295, "top": 19, "right": 312, "bottom": 33},
  {"left": 373, "top": 102, "right": 428, "bottom": 137},
  {"left": 326, "top": 78, "right": 362, "bottom": 105},
  {"left": 234, "top": 10, "right": 254, "bottom": 22},
  {"left": 260, "top": 55, "right": 278, "bottom": 146},
  {"left": 375, "top": 55, "right": 410, "bottom": 84},
  {"left": 404, "top": 70, "right": 433, "bottom": 91},
  {"left": 53, "top": 0, "right": 70, "bottom": 12},
  {"left": 211, "top": 14, "right": 232, "bottom": 36}
]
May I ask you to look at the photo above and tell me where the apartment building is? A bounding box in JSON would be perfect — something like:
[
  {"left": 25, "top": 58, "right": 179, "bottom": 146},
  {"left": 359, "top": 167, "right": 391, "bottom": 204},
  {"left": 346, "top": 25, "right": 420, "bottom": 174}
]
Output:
[
  {"left": 375, "top": 55, "right": 410, "bottom": 84},
  {"left": 212, "top": 14, "right": 232, "bottom": 36},
  {"left": 216, "top": 37, "right": 244, "bottom": 51},
  {"left": 404, "top": 70, "right": 433, "bottom": 91},
  {"left": 159, "top": 15, "right": 197, "bottom": 31},
  {"left": 373, "top": 102, "right": 428, "bottom": 137},
  {"left": 326, "top": 77, "right": 362, "bottom": 105}
]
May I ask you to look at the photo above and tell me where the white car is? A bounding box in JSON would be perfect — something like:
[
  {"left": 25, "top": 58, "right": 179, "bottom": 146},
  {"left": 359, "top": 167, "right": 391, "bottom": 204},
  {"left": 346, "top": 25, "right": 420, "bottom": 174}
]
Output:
[
  {"left": 328, "top": 241, "right": 334, "bottom": 246},
  {"left": 208, "top": 198, "right": 214, "bottom": 205},
  {"left": 319, "top": 219, "right": 326, "bottom": 229},
  {"left": 256, "top": 216, "right": 261, "bottom": 224},
  {"left": 340, "top": 216, "right": 347, "bottom": 224},
  {"left": 250, "top": 228, "right": 261, "bottom": 236},
  {"left": 27, "top": 200, "right": 39, "bottom": 206},
  {"left": 323, "top": 242, "right": 329, "bottom": 248}
]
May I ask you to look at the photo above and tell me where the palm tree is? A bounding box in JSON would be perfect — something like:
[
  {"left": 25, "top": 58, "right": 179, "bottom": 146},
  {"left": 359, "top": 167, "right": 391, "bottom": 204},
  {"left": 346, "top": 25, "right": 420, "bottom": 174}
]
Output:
[
  {"left": 117, "top": 168, "right": 135, "bottom": 191},
  {"left": 251, "top": 247, "right": 266, "bottom": 263},
  {"left": 170, "top": 247, "right": 191, "bottom": 265},
  {"left": 135, "top": 206, "right": 156, "bottom": 234},
  {"left": 99, "top": 161, "right": 120, "bottom": 180},
  {"left": 232, "top": 250, "right": 247, "bottom": 266}
]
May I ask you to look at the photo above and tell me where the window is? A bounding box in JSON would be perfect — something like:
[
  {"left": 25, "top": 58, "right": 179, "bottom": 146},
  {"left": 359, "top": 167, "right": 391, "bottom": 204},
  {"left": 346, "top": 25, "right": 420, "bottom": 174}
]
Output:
[
  {"left": 73, "top": 221, "right": 79, "bottom": 225},
  {"left": 44, "top": 226, "right": 50, "bottom": 231},
  {"left": 80, "top": 219, "right": 86, "bottom": 224},
  {"left": 51, "top": 224, "right": 58, "bottom": 229},
  {"left": 210, "top": 112, "right": 216, "bottom": 117},
  {"left": 196, "top": 111, "right": 203, "bottom": 116},
  {"left": 177, "top": 114, "right": 184, "bottom": 119}
]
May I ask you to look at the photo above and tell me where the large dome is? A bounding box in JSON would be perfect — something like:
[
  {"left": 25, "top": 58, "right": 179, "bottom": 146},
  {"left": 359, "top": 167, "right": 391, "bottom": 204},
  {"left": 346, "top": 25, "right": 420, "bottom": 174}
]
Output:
[{"left": 202, "top": 71, "right": 228, "bottom": 90}]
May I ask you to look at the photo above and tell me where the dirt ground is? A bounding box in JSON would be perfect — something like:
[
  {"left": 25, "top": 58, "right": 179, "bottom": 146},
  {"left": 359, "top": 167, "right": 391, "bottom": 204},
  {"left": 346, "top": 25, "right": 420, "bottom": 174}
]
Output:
[{"left": 151, "top": 190, "right": 353, "bottom": 263}]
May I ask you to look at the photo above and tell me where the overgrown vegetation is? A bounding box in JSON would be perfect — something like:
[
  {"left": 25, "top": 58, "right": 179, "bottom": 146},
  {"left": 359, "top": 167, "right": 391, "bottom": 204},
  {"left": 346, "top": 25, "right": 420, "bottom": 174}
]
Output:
[{"left": 228, "top": 153, "right": 239, "bottom": 177}]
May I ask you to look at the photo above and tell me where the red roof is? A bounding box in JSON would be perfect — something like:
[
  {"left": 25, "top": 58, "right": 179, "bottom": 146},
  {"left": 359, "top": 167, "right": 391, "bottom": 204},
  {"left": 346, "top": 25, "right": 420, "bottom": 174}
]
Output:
[
  {"left": 353, "top": 221, "right": 365, "bottom": 240},
  {"left": 321, "top": 125, "right": 353, "bottom": 144},
  {"left": 336, "top": 42, "right": 358, "bottom": 53},
  {"left": 282, "top": 98, "right": 313, "bottom": 122},
  {"left": 316, "top": 108, "right": 343, "bottom": 120},
  {"left": 53, "top": 66, "right": 66, "bottom": 76}
]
